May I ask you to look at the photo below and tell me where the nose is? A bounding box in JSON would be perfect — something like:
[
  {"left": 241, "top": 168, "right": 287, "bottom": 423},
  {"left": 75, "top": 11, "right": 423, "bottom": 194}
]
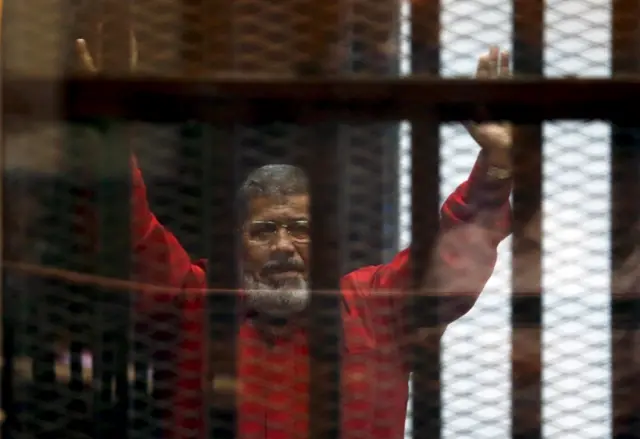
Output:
[{"left": 271, "top": 228, "right": 296, "bottom": 253}]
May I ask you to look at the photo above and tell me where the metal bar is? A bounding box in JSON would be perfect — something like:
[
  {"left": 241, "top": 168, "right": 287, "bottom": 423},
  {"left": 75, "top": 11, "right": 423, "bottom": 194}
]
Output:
[
  {"left": 23, "top": 77, "right": 636, "bottom": 124},
  {"left": 68, "top": 4, "right": 102, "bottom": 437},
  {"left": 409, "top": 112, "right": 442, "bottom": 439},
  {"left": 90, "top": 124, "right": 132, "bottom": 438},
  {"left": 92, "top": 2, "right": 133, "bottom": 437},
  {"left": 299, "top": 0, "right": 343, "bottom": 434},
  {"left": 306, "top": 122, "right": 343, "bottom": 439},
  {"left": 611, "top": 0, "right": 640, "bottom": 436},
  {"left": 1, "top": 47, "right": 11, "bottom": 435},
  {"left": 180, "top": 0, "right": 240, "bottom": 436},
  {"left": 0, "top": 22, "right": 3, "bottom": 439},
  {"left": 205, "top": 123, "right": 239, "bottom": 439},
  {"left": 511, "top": 1, "right": 544, "bottom": 438},
  {"left": 409, "top": 0, "right": 442, "bottom": 438},
  {"left": 68, "top": 0, "right": 104, "bottom": 405}
]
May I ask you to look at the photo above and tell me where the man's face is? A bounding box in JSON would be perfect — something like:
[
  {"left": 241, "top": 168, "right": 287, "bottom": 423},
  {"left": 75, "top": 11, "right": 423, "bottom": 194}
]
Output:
[{"left": 242, "top": 194, "right": 310, "bottom": 318}]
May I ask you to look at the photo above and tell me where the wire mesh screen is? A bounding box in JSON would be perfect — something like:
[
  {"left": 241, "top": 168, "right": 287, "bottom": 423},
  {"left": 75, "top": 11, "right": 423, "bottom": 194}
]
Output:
[{"left": 2, "top": 0, "right": 640, "bottom": 439}]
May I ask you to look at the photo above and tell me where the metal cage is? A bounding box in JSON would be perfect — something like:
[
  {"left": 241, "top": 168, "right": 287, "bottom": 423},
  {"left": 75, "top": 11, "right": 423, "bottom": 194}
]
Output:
[{"left": 2, "top": 0, "right": 640, "bottom": 438}]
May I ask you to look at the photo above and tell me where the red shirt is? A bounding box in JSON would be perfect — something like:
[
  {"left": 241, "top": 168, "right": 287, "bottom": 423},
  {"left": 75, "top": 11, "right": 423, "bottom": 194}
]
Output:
[{"left": 130, "top": 155, "right": 511, "bottom": 439}]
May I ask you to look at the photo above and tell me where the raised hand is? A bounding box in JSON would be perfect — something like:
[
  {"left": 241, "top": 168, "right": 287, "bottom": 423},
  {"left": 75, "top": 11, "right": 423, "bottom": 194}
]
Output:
[
  {"left": 466, "top": 46, "right": 513, "bottom": 175},
  {"left": 75, "top": 38, "right": 99, "bottom": 73},
  {"left": 75, "top": 26, "right": 138, "bottom": 74}
]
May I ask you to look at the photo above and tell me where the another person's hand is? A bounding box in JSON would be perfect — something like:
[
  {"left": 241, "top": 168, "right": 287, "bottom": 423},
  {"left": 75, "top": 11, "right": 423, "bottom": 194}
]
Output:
[{"left": 466, "top": 47, "right": 512, "bottom": 178}]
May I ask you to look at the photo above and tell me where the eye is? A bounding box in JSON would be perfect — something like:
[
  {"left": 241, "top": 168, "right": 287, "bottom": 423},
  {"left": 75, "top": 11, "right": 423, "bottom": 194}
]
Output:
[
  {"left": 287, "top": 220, "right": 310, "bottom": 241},
  {"left": 247, "top": 222, "right": 277, "bottom": 241}
]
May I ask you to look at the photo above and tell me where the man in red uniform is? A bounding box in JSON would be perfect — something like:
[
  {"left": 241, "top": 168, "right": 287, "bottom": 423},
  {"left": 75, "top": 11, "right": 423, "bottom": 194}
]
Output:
[{"left": 78, "top": 40, "right": 513, "bottom": 439}]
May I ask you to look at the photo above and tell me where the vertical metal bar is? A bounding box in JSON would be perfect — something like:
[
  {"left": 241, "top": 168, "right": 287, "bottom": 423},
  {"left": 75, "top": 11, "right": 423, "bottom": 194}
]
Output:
[
  {"left": 179, "top": 1, "right": 239, "bottom": 437},
  {"left": 409, "top": 114, "right": 442, "bottom": 439},
  {"left": 1, "top": 15, "right": 12, "bottom": 430},
  {"left": 611, "top": 0, "right": 640, "bottom": 436},
  {"left": 93, "top": 1, "right": 132, "bottom": 437},
  {"left": 0, "top": 6, "right": 3, "bottom": 436},
  {"left": 511, "top": 1, "right": 543, "bottom": 438},
  {"left": 409, "top": 1, "right": 442, "bottom": 438},
  {"left": 68, "top": 7, "right": 100, "bottom": 435},
  {"left": 306, "top": 122, "right": 343, "bottom": 439},
  {"left": 297, "top": 1, "right": 343, "bottom": 438},
  {"left": 90, "top": 124, "right": 131, "bottom": 438},
  {"left": 0, "top": 7, "right": 6, "bottom": 434},
  {"left": 292, "top": 0, "right": 344, "bottom": 433},
  {"left": 205, "top": 125, "right": 239, "bottom": 439}
]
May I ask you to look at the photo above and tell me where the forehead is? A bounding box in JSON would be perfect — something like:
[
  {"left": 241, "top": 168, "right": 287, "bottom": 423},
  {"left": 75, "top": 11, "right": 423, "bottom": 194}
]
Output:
[{"left": 246, "top": 195, "right": 309, "bottom": 221}]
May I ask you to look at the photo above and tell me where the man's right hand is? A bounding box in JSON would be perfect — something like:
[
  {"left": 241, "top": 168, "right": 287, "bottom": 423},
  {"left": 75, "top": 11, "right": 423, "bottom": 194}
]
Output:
[
  {"left": 75, "top": 38, "right": 99, "bottom": 74},
  {"left": 75, "top": 27, "right": 138, "bottom": 74}
]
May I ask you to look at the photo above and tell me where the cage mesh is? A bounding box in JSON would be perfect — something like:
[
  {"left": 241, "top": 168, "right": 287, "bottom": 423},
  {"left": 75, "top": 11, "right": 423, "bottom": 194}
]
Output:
[{"left": 2, "top": 0, "right": 640, "bottom": 439}]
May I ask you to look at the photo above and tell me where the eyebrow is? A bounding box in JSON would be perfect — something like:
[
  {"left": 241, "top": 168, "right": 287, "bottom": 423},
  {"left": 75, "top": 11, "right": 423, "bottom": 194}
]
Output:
[{"left": 251, "top": 218, "right": 309, "bottom": 223}]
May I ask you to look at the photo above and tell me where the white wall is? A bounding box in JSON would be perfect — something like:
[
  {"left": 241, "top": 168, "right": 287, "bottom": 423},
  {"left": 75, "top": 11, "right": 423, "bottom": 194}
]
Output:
[{"left": 399, "top": 2, "right": 612, "bottom": 437}]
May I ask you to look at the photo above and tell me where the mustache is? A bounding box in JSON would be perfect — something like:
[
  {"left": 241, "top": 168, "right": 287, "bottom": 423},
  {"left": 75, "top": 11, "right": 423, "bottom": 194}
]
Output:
[{"left": 261, "top": 259, "right": 305, "bottom": 275}]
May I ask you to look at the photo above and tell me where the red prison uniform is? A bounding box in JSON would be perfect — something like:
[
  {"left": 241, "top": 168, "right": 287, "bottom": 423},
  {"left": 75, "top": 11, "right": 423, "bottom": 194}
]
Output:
[{"left": 130, "top": 153, "right": 511, "bottom": 439}]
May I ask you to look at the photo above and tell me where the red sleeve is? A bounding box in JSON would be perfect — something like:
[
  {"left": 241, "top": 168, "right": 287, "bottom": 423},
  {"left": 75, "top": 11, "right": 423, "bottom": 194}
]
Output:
[
  {"left": 343, "top": 151, "right": 512, "bottom": 345},
  {"left": 129, "top": 154, "right": 206, "bottom": 342},
  {"left": 130, "top": 156, "right": 205, "bottom": 294},
  {"left": 130, "top": 157, "right": 207, "bottom": 439}
]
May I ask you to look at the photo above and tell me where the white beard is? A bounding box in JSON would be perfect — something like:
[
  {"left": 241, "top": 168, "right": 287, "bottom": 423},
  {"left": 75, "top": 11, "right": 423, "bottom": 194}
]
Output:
[{"left": 244, "top": 274, "right": 310, "bottom": 318}]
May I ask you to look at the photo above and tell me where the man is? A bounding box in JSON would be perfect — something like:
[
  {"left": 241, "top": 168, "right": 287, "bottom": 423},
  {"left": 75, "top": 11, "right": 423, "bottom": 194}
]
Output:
[{"left": 78, "top": 39, "right": 513, "bottom": 439}]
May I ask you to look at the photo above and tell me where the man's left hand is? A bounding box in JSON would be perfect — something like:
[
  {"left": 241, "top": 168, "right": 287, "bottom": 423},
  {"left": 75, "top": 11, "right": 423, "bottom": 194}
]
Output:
[{"left": 466, "top": 47, "right": 513, "bottom": 176}]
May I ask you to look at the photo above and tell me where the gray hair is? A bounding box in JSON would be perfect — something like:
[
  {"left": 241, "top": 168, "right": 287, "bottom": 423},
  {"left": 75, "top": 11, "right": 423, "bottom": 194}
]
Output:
[{"left": 237, "top": 164, "right": 308, "bottom": 222}]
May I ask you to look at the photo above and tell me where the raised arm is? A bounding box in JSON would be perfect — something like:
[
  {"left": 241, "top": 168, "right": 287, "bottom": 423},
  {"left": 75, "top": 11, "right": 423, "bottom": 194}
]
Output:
[
  {"left": 130, "top": 156, "right": 204, "bottom": 292},
  {"left": 342, "top": 149, "right": 511, "bottom": 319},
  {"left": 426, "top": 150, "right": 511, "bottom": 321},
  {"left": 75, "top": 34, "right": 207, "bottom": 435},
  {"left": 73, "top": 36, "right": 205, "bottom": 294},
  {"left": 342, "top": 47, "right": 513, "bottom": 338}
]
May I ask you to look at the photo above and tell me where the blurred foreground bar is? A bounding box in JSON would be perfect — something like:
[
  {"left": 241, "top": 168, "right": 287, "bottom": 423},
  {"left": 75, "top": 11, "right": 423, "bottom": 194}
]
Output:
[
  {"left": 3, "top": 77, "right": 640, "bottom": 125},
  {"left": 610, "top": 0, "right": 640, "bottom": 437},
  {"left": 510, "top": 0, "right": 543, "bottom": 438},
  {"left": 408, "top": 0, "right": 443, "bottom": 438},
  {"left": 204, "top": 125, "right": 240, "bottom": 439},
  {"left": 91, "top": 3, "right": 134, "bottom": 435}
]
